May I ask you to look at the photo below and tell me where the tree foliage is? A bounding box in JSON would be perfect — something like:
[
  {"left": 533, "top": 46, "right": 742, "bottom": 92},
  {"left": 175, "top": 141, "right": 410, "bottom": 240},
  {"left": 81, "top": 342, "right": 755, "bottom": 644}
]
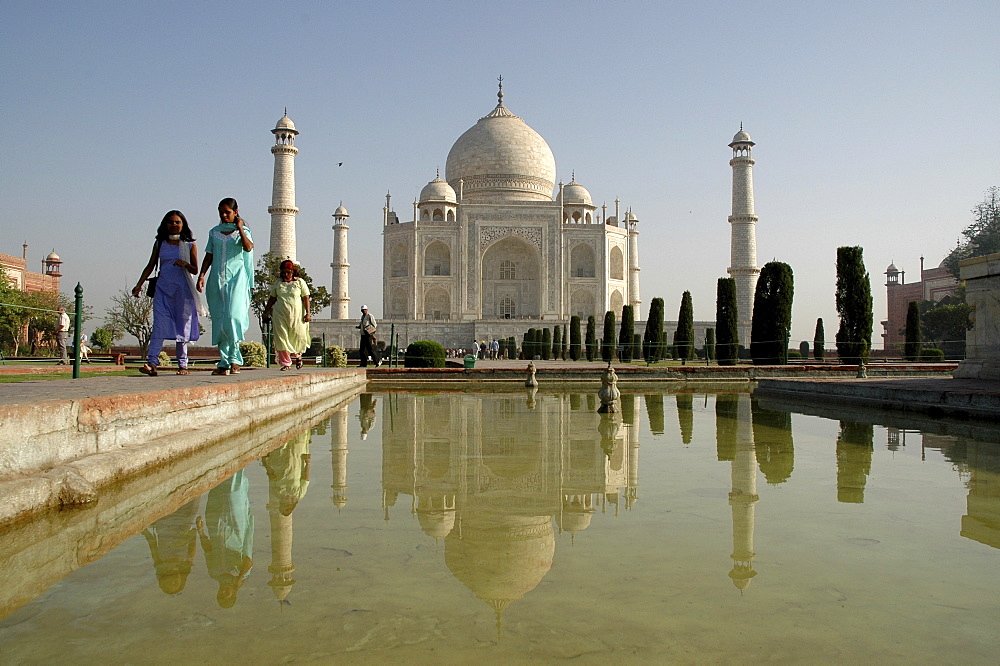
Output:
[
  {"left": 251, "top": 251, "right": 332, "bottom": 336},
  {"left": 675, "top": 291, "right": 695, "bottom": 364},
  {"left": 716, "top": 278, "right": 738, "bottom": 366},
  {"left": 552, "top": 324, "right": 561, "bottom": 360},
  {"left": 813, "top": 318, "right": 825, "bottom": 360},
  {"left": 618, "top": 305, "right": 634, "bottom": 363},
  {"left": 601, "top": 310, "right": 616, "bottom": 362},
  {"left": 542, "top": 327, "right": 552, "bottom": 360},
  {"left": 705, "top": 327, "right": 716, "bottom": 361},
  {"left": 105, "top": 289, "right": 154, "bottom": 356},
  {"left": 919, "top": 296, "right": 971, "bottom": 359},
  {"left": 750, "top": 261, "right": 794, "bottom": 365},
  {"left": 642, "top": 297, "right": 665, "bottom": 364},
  {"left": 943, "top": 186, "right": 1000, "bottom": 278},
  {"left": 835, "top": 246, "right": 873, "bottom": 365},
  {"left": 903, "top": 301, "right": 922, "bottom": 361},
  {"left": 570, "top": 315, "right": 582, "bottom": 360},
  {"left": 585, "top": 316, "right": 597, "bottom": 361}
]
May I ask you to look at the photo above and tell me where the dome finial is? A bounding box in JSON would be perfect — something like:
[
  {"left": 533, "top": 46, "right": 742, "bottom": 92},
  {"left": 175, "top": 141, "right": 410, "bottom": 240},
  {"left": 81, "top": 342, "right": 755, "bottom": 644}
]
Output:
[
  {"left": 284, "top": 107, "right": 288, "bottom": 116},
  {"left": 497, "top": 74, "right": 504, "bottom": 106},
  {"left": 571, "top": 169, "right": 575, "bottom": 182}
]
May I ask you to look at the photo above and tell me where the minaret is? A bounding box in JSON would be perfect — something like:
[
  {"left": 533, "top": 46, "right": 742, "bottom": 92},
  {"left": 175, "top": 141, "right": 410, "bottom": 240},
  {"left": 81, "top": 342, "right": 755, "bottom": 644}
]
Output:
[
  {"left": 268, "top": 111, "right": 299, "bottom": 261},
  {"left": 330, "top": 204, "right": 350, "bottom": 319},
  {"left": 331, "top": 407, "right": 349, "bottom": 509},
  {"left": 728, "top": 125, "right": 760, "bottom": 348},
  {"left": 626, "top": 209, "right": 641, "bottom": 310}
]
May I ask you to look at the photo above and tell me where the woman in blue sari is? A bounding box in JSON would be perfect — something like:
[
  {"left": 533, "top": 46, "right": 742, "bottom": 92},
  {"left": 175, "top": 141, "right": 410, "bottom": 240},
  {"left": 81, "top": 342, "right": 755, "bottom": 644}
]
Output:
[{"left": 197, "top": 198, "right": 254, "bottom": 375}]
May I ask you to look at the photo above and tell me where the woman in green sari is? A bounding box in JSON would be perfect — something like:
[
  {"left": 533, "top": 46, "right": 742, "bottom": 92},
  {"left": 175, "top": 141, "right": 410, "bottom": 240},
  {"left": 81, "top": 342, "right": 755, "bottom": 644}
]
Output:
[{"left": 197, "top": 198, "right": 254, "bottom": 375}]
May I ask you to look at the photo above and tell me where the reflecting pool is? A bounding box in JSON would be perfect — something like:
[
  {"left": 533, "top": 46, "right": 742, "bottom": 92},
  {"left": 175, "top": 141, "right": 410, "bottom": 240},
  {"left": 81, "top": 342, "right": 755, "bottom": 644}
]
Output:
[{"left": 1, "top": 389, "right": 999, "bottom": 662}]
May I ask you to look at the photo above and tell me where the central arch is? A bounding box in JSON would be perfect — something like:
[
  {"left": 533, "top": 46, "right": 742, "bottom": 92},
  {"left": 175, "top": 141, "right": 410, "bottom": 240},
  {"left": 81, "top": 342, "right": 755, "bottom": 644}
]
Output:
[{"left": 481, "top": 236, "right": 541, "bottom": 318}]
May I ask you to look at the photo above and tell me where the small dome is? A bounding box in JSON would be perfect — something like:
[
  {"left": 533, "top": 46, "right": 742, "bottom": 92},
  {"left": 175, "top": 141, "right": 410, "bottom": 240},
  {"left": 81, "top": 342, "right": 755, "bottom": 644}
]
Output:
[
  {"left": 562, "top": 179, "right": 592, "bottom": 206},
  {"left": 886, "top": 262, "right": 899, "bottom": 273},
  {"left": 417, "top": 510, "right": 456, "bottom": 539},
  {"left": 333, "top": 204, "right": 349, "bottom": 217},
  {"left": 420, "top": 176, "right": 457, "bottom": 204},
  {"left": 46, "top": 251, "right": 61, "bottom": 261},
  {"left": 729, "top": 127, "right": 753, "bottom": 146},
  {"left": 624, "top": 211, "right": 637, "bottom": 222},
  {"left": 275, "top": 114, "right": 296, "bottom": 131}
]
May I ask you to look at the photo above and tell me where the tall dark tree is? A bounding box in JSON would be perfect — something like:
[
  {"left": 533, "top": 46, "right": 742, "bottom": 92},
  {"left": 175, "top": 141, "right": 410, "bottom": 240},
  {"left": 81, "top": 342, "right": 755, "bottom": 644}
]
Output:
[
  {"left": 523, "top": 328, "right": 536, "bottom": 359},
  {"left": 542, "top": 327, "right": 552, "bottom": 360},
  {"left": 705, "top": 327, "right": 716, "bottom": 361},
  {"left": 570, "top": 315, "right": 582, "bottom": 360},
  {"left": 750, "top": 261, "right": 794, "bottom": 365},
  {"left": 618, "top": 305, "right": 635, "bottom": 363},
  {"left": 642, "top": 297, "right": 665, "bottom": 364},
  {"left": 675, "top": 291, "right": 695, "bottom": 364},
  {"left": 903, "top": 301, "right": 922, "bottom": 361},
  {"left": 552, "top": 325, "right": 561, "bottom": 360},
  {"left": 813, "top": 318, "right": 825, "bottom": 360},
  {"left": 716, "top": 278, "right": 739, "bottom": 366},
  {"left": 632, "top": 332, "right": 642, "bottom": 361},
  {"left": 835, "top": 246, "right": 873, "bottom": 365},
  {"left": 585, "top": 316, "right": 597, "bottom": 361},
  {"left": 602, "top": 310, "right": 616, "bottom": 362}
]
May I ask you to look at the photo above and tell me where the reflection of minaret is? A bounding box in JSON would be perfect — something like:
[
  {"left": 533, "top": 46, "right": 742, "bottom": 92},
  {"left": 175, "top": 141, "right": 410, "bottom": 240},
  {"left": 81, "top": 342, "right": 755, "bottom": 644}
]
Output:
[
  {"left": 728, "top": 394, "right": 758, "bottom": 592},
  {"left": 330, "top": 204, "right": 351, "bottom": 319},
  {"left": 727, "top": 126, "right": 761, "bottom": 347},
  {"left": 625, "top": 394, "right": 640, "bottom": 509},
  {"left": 262, "top": 431, "right": 311, "bottom": 604},
  {"left": 836, "top": 421, "right": 874, "bottom": 503},
  {"left": 330, "top": 407, "right": 349, "bottom": 509},
  {"left": 268, "top": 111, "right": 300, "bottom": 261}
]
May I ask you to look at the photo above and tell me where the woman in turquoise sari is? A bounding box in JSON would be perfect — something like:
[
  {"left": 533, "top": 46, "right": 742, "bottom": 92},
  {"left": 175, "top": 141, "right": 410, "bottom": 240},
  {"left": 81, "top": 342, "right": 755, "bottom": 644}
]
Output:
[{"left": 197, "top": 198, "right": 254, "bottom": 375}]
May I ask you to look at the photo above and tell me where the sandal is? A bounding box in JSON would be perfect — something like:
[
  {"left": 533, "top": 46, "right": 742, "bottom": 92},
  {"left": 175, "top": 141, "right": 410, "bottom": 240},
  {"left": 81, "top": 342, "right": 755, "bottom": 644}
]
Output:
[
  {"left": 211, "top": 368, "right": 229, "bottom": 376},
  {"left": 295, "top": 358, "right": 303, "bottom": 369},
  {"left": 176, "top": 368, "right": 190, "bottom": 375},
  {"left": 280, "top": 365, "right": 290, "bottom": 371},
  {"left": 230, "top": 364, "right": 241, "bottom": 375},
  {"left": 140, "top": 363, "right": 158, "bottom": 377}
]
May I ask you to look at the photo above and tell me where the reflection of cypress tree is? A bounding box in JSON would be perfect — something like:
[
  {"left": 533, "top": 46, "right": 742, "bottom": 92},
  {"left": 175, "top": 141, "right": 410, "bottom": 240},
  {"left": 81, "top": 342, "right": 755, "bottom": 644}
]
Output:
[
  {"left": 751, "top": 398, "right": 794, "bottom": 484},
  {"left": 586, "top": 393, "right": 596, "bottom": 412},
  {"left": 715, "top": 394, "right": 739, "bottom": 461},
  {"left": 676, "top": 393, "right": 694, "bottom": 444},
  {"left": 621, "top": 393, "right": 635, "bottom": 425},
  {"left": 645, "top": 394, "right": 665, "bottom": 435},
  {"left": 836, "top": 421, "right": 874, "bottom": 503},
  {"left": 570, "top": 393, "right": 582, "bottom": 411}
]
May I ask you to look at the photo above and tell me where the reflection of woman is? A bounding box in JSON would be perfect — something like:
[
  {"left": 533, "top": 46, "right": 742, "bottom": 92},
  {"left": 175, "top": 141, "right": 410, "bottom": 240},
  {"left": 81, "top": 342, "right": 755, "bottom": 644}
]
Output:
[
  {"left": 141, "top": 498, "right": 200, "bottom": 594},
  {"left": 262, "top": 431, "right": 312, "bottom": 515},
  {"left": 262, "top": 260, "right": 311, "bottom": 371},
  {"left": 197, "top": 198, "right": 254, "bottom": 376},
  {"left": 359, "top": 393, "right": 377, "bottom": 440},
  {"left": 197, "top": 470, "right": 254, "bottom": 608},
  {"left": 133, "top": 210, "right": 203, "bottom": 376}
]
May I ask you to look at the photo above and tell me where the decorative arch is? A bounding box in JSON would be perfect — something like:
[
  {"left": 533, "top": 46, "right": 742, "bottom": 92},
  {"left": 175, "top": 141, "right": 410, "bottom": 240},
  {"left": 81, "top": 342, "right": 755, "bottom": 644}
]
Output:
[
  {"left": 432, "top": 208, "right": 444, "bottom": 221},
  {"left": 571, "top": 289, "right": 595, "bottom": 318},
  {"left": 446, "top": 210, "right": 455, "bottom": 222},
  {"left": 390, "top": 243, "right": 408, "bottom": 277},
  {"left": 609, "top": 289, "right": 624, "bottom": 315},
  {"left": 571, "top": 243, "right": 596, "bottom": 278},
  {"left": 424, "top": 241, "right": 451, "bottom": 276},
  {"left": 610, "top": 246, "right": 624, "bottom": 281},
  {"left": 389, "top": 287, "right": 408, "bottom": 318},
  {"left": 424, "top": 287, "right": 450, "bottom": 320},
  {"left": 481, "top": 236, "right": 541, "bottom": 318}
]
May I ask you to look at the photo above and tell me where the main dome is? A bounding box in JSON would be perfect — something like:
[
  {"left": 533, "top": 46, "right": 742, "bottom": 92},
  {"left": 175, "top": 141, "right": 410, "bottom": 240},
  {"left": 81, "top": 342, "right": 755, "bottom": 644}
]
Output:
[{"left": 445, "top": 101, "right": 556, "bottom": 203}]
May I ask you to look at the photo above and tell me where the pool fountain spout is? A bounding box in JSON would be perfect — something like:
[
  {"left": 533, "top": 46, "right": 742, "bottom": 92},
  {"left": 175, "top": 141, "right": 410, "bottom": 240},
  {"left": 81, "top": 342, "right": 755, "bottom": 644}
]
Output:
[{"left": 597, "top": 362, "right": 620, "bottom": 413}]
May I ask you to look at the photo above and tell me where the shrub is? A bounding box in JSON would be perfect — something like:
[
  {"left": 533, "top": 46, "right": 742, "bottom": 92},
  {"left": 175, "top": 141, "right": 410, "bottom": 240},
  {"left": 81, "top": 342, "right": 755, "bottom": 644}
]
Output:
[
  {"left": 325, "top": 345, "right": 348, "bottom": 367},
  {"left": 91, "top": 327, "right": 114, "bottom": 351},
  {"left": 919, "top": 347, "right": 945, "bottom": 361},
  {"left": 787, "top": 350, "right": 802, "bottom": 359},
  {"left": 157, "top": 350, "right": 171, "bottom": 367},
  {"left": 404, "top": 340, "right": 446, "bottom": 368},
  {"left": 799, "top": 340, "right": 809, "bottom": 358},
  {"left": 240, "top": 341, "right": 267, "bottom": 367}
]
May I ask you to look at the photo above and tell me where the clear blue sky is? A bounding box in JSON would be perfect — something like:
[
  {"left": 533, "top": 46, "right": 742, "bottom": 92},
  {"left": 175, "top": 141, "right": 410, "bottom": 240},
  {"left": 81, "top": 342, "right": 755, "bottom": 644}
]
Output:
[{"left": 2, "top": 1, "right": 998, "bottom": 344}]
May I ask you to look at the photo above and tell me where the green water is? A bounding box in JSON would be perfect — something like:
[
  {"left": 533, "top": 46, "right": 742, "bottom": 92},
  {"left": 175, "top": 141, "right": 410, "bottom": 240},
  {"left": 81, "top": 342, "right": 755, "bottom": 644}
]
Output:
[{"left": 1, "top": 389, "right": 998, "bottom": 663}]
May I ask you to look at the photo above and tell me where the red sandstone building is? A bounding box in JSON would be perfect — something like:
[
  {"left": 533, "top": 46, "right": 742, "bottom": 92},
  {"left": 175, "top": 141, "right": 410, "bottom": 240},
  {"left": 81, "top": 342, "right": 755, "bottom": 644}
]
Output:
[
  {"left": 0, "top": 245, "right": 62, "bottom": 295},
  {"left": 882, "top": 257, "right": 958, "bottom": 352}
]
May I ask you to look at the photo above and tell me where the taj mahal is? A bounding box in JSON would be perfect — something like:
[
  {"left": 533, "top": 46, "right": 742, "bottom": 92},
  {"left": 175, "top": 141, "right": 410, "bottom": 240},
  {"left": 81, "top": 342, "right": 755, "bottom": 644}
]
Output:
[{"left": 267, "top": 83, "right": 761, "bottom": 350}]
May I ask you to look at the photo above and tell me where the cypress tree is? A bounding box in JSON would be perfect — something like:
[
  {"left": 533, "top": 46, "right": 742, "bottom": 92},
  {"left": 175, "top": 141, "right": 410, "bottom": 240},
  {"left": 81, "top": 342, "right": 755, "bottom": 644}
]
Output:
[
  {"left": 643, "top": 297, "right": 664, "bottom": 364},
  {"left": 835, "top": 246, "right": 873, "bottom": 365},
  {"left": 716, "top": 278, "right": 738, "bottom": 366},
  {"left": 750, "top": 261, "right": 794, "bottom": 365},
  {"left": 525, "top": 328, "right": 536, "bottom": 359},
  {"left": 602, "top": 310, "right": 616, "bottom": 362},
  {"left": 675, "top": 291, "right": 695, "bottom": 364},
  {"left": 813, "top": 318, "right": 825, "bottom": 360},
  {"left": 562, "top": 324, "right": 568, "bottom": 360},
  {"left": 632, "top": 332, "right": 642, "bottom": 361},
  {"left": 508, "top": 336, "right": 517, "bottom": 359},
  {"left": 570, "top": 315, "right": 582, "bottom": 360},
  {"left": 799, "top": 340, "right": 809, "bottom": 358},
  {"left": 585, "top": 316, "right": 597, "bottom": 361},
  {"left": 904, "top": 301, "right": 922, "bottom": 361},
  {"left": 542, "top": 327, "right": 552, "bottom": 360},
  {"left": 619, "top": 305, "right": 635, "bottom": 363},
  {"left": 705, "top": 328, "right": 716, "bottom": 361},
  {"left": 552, "top": 325, "right": 561, "bottom": 360}
]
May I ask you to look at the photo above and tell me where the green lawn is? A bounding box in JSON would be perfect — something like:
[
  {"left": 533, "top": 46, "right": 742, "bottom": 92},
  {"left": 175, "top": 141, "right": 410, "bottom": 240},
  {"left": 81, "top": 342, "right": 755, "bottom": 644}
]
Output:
[{"left": 0, "top": 369, "right": 139, "bottom": 383}]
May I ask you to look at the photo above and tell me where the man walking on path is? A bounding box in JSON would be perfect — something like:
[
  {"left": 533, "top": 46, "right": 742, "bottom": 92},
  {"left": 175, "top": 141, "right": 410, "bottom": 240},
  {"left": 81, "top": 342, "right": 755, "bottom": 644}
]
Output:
[
  {"left": 55, "top": 307, "right": 70, "bottom": 364},
  {"left": 357, "top": 305, "right": 381, "bottom": 367}
]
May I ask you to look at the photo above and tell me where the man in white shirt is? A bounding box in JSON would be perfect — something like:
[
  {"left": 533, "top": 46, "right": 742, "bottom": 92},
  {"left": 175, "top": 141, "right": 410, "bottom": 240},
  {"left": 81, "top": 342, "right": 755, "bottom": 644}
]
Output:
[{"left": 56, "top": 307, "right": 70, "bottom": 365}]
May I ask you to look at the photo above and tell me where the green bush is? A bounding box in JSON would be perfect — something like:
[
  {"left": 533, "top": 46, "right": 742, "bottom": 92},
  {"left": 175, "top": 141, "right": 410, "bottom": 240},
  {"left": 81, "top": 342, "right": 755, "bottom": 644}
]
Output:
[
  {"left": 157, "top": 350, "right": 172, "bottom": 367},
  {"left": 787, "top": 350, "right": 802, "bottom": 359},
  {"left": 919, "top": 347, "right": 945, "bottom": 361},
  {"left": 325, "top": 345, "right": 347, "bottom": 367},
  {"left": 404, "top": 340, "right": 446, "bottom": 368},
  {"left": 240, "top": 341, "right": 267, "bottom": 367}
]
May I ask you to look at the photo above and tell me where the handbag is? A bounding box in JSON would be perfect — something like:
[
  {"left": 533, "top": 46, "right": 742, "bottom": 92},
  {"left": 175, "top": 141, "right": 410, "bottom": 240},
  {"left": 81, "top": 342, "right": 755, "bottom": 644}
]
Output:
[{"left": 145, "top": 275, "right": 158, "bottom": 297}]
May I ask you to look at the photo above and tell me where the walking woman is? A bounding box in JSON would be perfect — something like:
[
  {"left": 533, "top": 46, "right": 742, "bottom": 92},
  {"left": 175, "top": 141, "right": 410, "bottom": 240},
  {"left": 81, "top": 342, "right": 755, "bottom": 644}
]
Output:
[
  {"left": 197, "top": 198, "right": 254, "bottom": 375},
  {"left": 132, "top": 210, "right": 203, "bottom": 375},
  {"left": 262, "top": 259, "right": 311, "bottom": 370}
]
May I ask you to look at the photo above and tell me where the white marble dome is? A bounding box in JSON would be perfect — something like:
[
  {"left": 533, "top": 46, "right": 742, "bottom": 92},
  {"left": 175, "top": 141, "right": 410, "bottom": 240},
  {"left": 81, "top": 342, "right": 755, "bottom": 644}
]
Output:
[
  {"left": 420, "top": 175, "right": 457, "bottom": 204},
  {"left": 729, "top": 128, "right": 753, "bottom": 146},
  {"left": 562, "top": 179, "right": 592, "bottom": 206},
  {"left": 275, "top": 114, "right": 296, "bottom": 131},
  {"left": 446, "top": 102, "right": 556, "bottom": 203},
  {"left": 333, "top": 204, "right": 349, "bottom": 217}
]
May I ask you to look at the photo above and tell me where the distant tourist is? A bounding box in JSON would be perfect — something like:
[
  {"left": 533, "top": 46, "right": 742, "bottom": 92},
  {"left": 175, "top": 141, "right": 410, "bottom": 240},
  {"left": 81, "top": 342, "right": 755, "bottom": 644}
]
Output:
[
  {"left": 197, "top": 198, "right": 254, "bottom": 376},
  {"left": 490, "top": 338, "right": 499, "bottom": 359},
  {"left": 79, "top": 332, "right": 91, "bottom": 363},
  {"left": 262, "top": 259, "right": 311, "bottom": 370},
  {"left": 133, "top": 210, "right": 204, "bottom": 376},
  {"left": 357, "top": 305, "right": 381, "bottom": 367},
  {"left": 55, "top": 307, "right": 69, "bottom": 364}
]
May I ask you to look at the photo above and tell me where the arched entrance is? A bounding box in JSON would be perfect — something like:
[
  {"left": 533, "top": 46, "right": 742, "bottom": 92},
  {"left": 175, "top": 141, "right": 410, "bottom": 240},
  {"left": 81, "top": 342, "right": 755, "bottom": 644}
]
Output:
[{"left": 481, "top": 236, "right": 541, "bottom": 318}]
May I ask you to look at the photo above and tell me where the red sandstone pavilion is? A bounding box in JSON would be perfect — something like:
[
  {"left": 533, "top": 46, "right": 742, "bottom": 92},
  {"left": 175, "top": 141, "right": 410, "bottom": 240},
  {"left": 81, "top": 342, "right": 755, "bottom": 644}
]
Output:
[{"left": 0, "top": 244, "right": 62, "bottom": 295}]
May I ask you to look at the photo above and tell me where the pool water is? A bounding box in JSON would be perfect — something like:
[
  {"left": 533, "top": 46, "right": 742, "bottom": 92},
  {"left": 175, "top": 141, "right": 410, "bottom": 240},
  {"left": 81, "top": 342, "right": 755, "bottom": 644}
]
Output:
[{"left": 1, "top": 389, "right": 997, "bottom": 663}]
